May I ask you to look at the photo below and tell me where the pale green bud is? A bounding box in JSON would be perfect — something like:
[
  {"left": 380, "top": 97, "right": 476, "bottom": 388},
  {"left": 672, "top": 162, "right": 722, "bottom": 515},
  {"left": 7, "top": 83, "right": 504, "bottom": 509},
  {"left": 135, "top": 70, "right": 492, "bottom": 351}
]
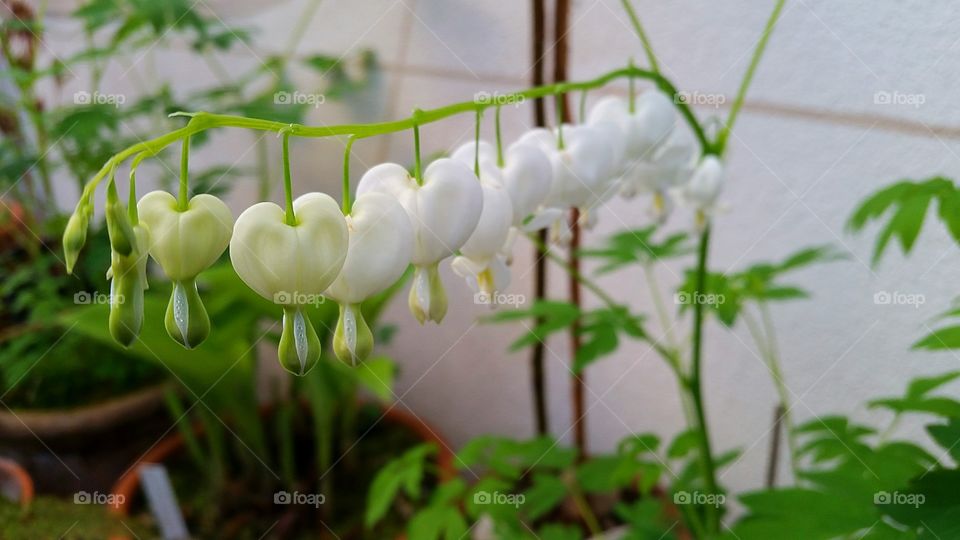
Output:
[
  {"left": 63, "top": 205, "right": 91, "bottom": 274},
  {"left": 408, "top": 263, "right": 447, "bottom": 325},
  {"left": 278, "top": 306, "right": 321, "bottom": 376},
  {"left": 333, "top": 303, "right": 373, "bottom": 366},
  {"left": 164, "top": 278, "right": 210, "bottom": 349}
]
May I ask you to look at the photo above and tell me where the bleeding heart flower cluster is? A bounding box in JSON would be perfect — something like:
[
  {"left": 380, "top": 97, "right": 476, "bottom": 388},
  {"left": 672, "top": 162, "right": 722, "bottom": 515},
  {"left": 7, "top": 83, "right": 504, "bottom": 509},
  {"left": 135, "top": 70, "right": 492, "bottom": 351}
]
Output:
[{"left": 65, "top": 89, "right": 724, "bottom": 377}]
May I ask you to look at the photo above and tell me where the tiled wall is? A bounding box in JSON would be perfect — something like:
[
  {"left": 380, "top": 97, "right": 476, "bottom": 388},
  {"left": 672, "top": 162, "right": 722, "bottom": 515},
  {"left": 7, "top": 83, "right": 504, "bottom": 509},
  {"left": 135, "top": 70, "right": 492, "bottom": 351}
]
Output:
[{"left": 38, "top": 0, "right": 960, "bottom": 495}]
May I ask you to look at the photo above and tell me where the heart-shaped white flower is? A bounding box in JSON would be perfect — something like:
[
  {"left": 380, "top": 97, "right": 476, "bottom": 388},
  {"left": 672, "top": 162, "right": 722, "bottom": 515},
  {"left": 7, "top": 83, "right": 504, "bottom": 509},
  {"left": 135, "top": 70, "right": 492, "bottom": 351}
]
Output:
[
  {"left": 588, "top": 92, "right": 676, "bottom": 163},
  {"left": 137, "top": 191, "right": 233, "bottom": 281},
  {"left": 231, "top": 193, "right": 348, "bottom": 303},
  {"left": 682, "top": 156, "right": 725, "bottom": 229},
  {"left": 230, "top": 192, "right": 349, "bottom": 375},
  {"left": 449, "top": 144, "right": 514, "bottom": 295},
  {"left": 451, "top": 140, "right": 553, "bottom": 228},
  {"left": 357, "top": 158, "right": 482, "bottom": 323},
  {"left": 137, "top": 191, "right": 233, "bottom": 348},
  {"left": 517, "top": 125, "right": 614, "bottom": 242},
  {"left": 326, "top": 192, "right": 413, "bottom": 304},
  {"left": 325, "top": 192, "right": 414, "bottom": 365}
]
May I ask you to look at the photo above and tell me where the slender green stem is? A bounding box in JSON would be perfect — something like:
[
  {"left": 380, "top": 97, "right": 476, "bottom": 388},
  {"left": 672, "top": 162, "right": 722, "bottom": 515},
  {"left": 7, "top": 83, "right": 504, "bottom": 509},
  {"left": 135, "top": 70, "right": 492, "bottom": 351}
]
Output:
[
  {"left": 128, "top": 152, "right": 151, "bottom": 225},
  {"left": 474, "top": 108, "right": 482, "bottom": 177},
  {"left": 716, "top": 0, "right": 787, "bottom": 153},
  {"left": 342, "top": 135, "right": 356, "bottom": 214},
  {"left": 281, "top": 132, "right": 296, "bottom": 225},
  {"left": 742, "top": 306, "right": 798, "bottom": 479},
  {"left": 494, "top": 105, "right": 505, "bottom": 168},
  {"left": 579, "top": 89, "right": 588, "bottom": 123},
  {"left": 566, "top": 472, "right": 602, "bottom": 536},
  {"left": 178, "top": 136, "right": 190, "bottom": 211},
  {"left": 76, "top": 67, "right": 711, "bottom": 209},
  {"left": 621, "top": 0, "right": 660, "bottom": 75},
  {"left": 690, "top": 226, "right": 721, "bottom": 534},
  {"left": 643, "top": 263, "right": 678, "bottom": 350},
  {"left": 554, "top": 89, "right": 566, "bottom": 149},
  {"left": 412, "top": 109, "right": 424, "bottom": 185}
]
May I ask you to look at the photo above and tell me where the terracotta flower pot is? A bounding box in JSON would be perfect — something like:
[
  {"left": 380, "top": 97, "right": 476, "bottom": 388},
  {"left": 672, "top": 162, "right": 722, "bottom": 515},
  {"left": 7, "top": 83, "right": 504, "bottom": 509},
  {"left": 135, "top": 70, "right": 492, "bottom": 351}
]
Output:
[{"left": 0, "top": 457, "right": 34, "bottom": 508}]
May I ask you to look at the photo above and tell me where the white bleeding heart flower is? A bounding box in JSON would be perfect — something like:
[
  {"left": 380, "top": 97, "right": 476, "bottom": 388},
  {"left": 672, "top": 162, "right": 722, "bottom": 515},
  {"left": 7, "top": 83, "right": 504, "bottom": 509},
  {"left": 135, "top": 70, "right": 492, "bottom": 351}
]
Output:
[
  {"left": 449, "top": 144, "right": 514, "bottom": 296},
  {"left": 682, "top": 156, "right": 725, "bottom": 230},
  {"left": 325, "top": 191, "right": 413, "bottom": 365},
  {"left": 589, "top": 92, "right": 676, "bottom": 162},
  {"left": 622, "top": 134, "right": 697, "bottom": 221},
  {"left": 137, "top": 191, "right": 233, "bottom": 349},
  {"left": 357, "top": 158, "right": 482, "bottom": 324},
  {"left": 517, "top": 125, "right": 614, "bottom": 242},
  {"left": 451, "top": 140, "right": 557, "bottom": 263},
  {"left": 230, "top": 192, "right": 349, "bottom": 375},
  {"left": 107, "top": 224, "right": 150, "bottom": 347}
]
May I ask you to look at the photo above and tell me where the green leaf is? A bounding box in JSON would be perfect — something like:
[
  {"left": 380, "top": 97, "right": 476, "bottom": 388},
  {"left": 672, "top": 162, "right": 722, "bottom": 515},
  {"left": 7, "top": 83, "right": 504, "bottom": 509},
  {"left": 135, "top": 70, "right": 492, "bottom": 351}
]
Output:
[
  {"left": 848, "top": 177, "right": 958, "bottom": 264},
  {"left": 914, "top": 326, "right": 960, "bottom": 350},
  {"left": 580, "top": 226, "right": 692, "bottom": 273},
  {"left": 927, "top": 418, "right": 960, "bottom": 462},
  {"left": 365, "top": 443, "right": 436, "bottom": 528},
  {"left": 731, "top": 488, "right": 878, "bottom": 540},
  {"left": 488, "top": 300, "right": 580, "bottom": 351},
  {"left": 521, "top": 474, "right": 568, "bottom": 521}
]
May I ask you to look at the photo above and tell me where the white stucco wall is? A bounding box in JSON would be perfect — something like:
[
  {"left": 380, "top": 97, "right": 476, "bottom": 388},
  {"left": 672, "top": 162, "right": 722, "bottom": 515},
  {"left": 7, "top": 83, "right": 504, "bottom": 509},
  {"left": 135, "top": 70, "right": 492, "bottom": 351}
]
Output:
[{"left": 31, "top": 0, "right": 960, "bottom": 497}]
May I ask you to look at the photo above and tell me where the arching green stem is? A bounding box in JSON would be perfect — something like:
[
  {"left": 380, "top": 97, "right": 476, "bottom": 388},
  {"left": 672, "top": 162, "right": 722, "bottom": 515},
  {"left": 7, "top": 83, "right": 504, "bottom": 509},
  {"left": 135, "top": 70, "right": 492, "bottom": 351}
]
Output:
[
  {"left": 178, "top": 136, "right": 190, "bottom": 211},
  {"left": 342, "top": 135, "right": 356, "bottom": 214},
  {"left": 73, "top": 67, "right": 712, "bottom": 229},
  {"left": 281, "top": 131, "right": 296, "bottom": 226}
]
